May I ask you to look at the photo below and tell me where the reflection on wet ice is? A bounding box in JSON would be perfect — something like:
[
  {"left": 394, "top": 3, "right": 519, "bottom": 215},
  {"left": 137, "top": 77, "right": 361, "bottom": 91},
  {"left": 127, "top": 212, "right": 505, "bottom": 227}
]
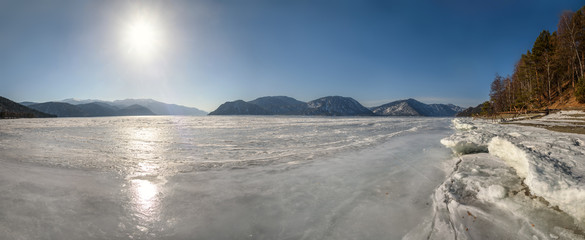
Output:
[
  {"left": 125, "top": 126, "right": 165, "bottom": 236},
  {"left": 131, "top": 179, "right": 158, "bottom": 213}
]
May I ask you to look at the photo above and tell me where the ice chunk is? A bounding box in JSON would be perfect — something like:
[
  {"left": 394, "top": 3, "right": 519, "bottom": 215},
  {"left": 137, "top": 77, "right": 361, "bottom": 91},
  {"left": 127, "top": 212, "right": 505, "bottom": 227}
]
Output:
[
  {"left": 440, "top": 137, "right": 488, "bottom": 155},
  {"left": 441, "top": 119, "right": 494, "bottom": 155},
  {"left": 435, "top": 114, "right": 585, "bottom": 235},
  {"left": 440, "top": 132, "right": 493, "bottom": 155},
  {"left": 409, "top": 153, "right": 585, "bottom": 240},
  {"left": 452, "top": 118, "right": 477, "bottom": 130}
]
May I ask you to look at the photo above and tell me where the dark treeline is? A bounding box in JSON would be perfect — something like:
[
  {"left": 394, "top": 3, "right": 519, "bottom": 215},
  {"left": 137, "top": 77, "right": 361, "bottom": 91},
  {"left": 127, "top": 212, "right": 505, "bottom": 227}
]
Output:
[
  {"left": 0, "top": 112, "right": 36, "bottom": 119},
  {"left": 0, "top": 96, "right": 56, "bottom": 119},
  {"left": 489, "top": 6, "right": 585, "bottom": 113}
]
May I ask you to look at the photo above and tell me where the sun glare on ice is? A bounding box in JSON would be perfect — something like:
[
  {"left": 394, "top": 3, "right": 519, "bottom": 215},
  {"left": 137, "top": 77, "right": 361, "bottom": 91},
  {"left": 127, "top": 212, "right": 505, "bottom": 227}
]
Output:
[{"left": 132, "top": 179, "right": 158, "bottom": 211}]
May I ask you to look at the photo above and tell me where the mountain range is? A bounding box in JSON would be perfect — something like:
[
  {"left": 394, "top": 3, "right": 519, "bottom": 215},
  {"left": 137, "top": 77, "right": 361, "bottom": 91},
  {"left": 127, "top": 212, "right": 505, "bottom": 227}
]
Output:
[
  {"left": 210, "top": 96, "right": 463, "bottom": 116},
  {"left": 1, "top": 95, "right": 464, "bottom": 119},
  {"left": 61, "top": 98, "right": 207, "bottom": 116},
  {"left": 20, "top": 98, "right": 207, "bottom": 117},
  {"left": 24, "top": 102, "right": 157, "bottom": 117}
]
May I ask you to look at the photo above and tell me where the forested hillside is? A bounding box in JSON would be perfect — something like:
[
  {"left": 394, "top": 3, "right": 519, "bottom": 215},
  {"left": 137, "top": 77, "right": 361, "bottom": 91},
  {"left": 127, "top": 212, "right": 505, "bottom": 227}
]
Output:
[
  {"left": 0, "top": 96, "right": 55, "bottom": 118},
  {"left": 489, "top": 5, "right": 585, "bottom": 113}
]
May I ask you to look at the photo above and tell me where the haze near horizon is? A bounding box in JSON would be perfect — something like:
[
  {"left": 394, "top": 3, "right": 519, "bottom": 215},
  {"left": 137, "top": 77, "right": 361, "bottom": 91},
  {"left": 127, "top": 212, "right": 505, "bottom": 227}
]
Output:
[{"left": 0, "top": 0, "right": 582, "bottom": 112}]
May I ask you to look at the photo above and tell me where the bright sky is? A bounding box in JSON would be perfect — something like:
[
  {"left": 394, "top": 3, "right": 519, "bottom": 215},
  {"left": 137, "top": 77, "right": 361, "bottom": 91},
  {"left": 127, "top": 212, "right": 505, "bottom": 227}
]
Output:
[{"left": 0, "top": 0, "right": 582, "bottom": 112}]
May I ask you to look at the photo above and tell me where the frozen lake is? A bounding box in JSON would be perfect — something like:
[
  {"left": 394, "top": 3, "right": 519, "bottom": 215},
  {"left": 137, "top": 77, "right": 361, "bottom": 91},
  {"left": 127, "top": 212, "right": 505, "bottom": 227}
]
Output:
[{"left": 0, "top": 116, "right": 453, "bottom": 239}]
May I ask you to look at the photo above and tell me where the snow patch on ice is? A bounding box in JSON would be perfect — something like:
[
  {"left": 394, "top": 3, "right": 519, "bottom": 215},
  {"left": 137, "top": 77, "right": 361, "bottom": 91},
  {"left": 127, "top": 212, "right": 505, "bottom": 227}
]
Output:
[
  {"left": 516, "top": 110, "right": 585, "bottom": 128},
  {"left": 543, "top": 110, "right": 585, "bottom": 119},
  {"left": 488, "top": 137, "right": 530, "bottom": 178},
  {"left": 477, "top": 184, "right": 506, "bottom": 202},
  {"left": 507, "top": 132, "right": 523, "bottom": 138},
  {"left": 487, "top": 135, "right": 585, "bottom": 222}
]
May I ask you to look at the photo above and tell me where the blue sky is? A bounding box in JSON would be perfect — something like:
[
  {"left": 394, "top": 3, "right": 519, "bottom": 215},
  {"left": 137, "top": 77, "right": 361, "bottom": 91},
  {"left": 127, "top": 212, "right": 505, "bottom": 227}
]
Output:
[{"left": 0, "top": 0, "right": 582, "bottom": 111}]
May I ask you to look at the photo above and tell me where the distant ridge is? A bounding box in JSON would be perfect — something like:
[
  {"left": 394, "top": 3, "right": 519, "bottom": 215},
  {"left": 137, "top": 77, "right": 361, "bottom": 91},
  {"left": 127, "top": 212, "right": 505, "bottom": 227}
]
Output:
[
  {"left": 29, "top": 102, "right": 87, "bottom": 117},
  {"left": 109, "top": 99, "right": 207, "bottom": 116},
  {"left": 115, "top": 104, "right": 156, "bottom": 116},
  {"left": 0, "top": 96, "right": 55, "bottom": 118},
  {"left": 210, "top": 96, "right": 461, "bottom": 116},
  {"left": 19, "top": 101, "right": 38, "bottom": 106},
  {"left": 61, "top": 98, "right": 106, "bottom": 105},
  {"left": 22, "top": 98, "right": 207, "bottom": 117},
  {"left": 77, "top": 103, "right": 118, "bottom": 116},
  {"left": 27, "top": 102, "right": 157, "bottom": 117}
]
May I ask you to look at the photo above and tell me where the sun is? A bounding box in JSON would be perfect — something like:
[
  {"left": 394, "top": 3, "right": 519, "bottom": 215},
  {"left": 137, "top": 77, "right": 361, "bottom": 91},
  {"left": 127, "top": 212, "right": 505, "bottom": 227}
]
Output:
[{"left": 123, "top": 15, "right": 161, "bottom": 59}]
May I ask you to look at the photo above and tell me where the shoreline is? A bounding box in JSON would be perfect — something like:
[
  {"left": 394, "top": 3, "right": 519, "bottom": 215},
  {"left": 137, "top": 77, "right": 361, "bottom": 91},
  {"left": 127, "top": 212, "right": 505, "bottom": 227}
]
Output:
[
  {"left": 477, "top": 110, "right": 585, "bottom": 135},
  {"left": 504, "top": 122, "right": 585, "bottom": 135}
]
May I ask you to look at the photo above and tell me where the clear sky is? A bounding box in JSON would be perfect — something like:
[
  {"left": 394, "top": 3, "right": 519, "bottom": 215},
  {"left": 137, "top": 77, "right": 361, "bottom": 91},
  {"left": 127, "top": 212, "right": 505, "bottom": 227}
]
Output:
[{"left": 0, "top": 0, "right": 582, "bottom": 112}]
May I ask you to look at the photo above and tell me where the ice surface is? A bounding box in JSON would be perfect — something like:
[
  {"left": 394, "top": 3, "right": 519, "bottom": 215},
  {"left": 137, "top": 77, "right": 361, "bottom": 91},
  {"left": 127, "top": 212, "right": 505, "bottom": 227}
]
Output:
[
  {"left": 0, "top": 116, "right": 454, "bottom": 239},
  {"left": 0, "top": 116, "right": 438, "bottom": 174},
  {"left": 418, "top": 115, "right": 585, "bottom": 239}
]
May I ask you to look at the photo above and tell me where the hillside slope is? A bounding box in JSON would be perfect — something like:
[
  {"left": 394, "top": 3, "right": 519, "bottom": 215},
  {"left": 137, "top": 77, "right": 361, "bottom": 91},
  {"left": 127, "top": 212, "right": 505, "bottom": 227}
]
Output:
[
  {"left": 0, "top": 96, "right": 55, "bottom": 118},
  {"left": 372, "top": 99, "right": 462, "bottom": 116}
]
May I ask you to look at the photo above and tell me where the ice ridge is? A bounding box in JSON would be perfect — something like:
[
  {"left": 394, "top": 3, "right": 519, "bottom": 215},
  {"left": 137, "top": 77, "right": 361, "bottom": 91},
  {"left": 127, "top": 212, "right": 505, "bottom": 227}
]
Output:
[{"left": 441, "top": 118, "right": 585, "bottom": 222}]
